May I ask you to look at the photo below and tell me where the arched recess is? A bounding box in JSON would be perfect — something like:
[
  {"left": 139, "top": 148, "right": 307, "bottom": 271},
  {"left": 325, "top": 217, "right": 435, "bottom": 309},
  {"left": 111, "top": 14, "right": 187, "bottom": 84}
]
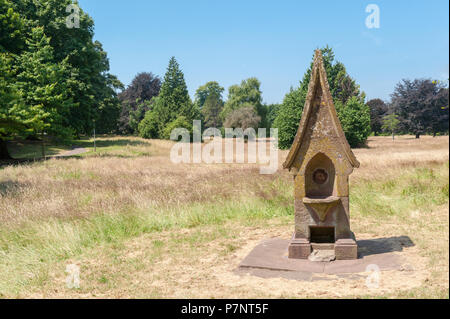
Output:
[{"left": 305, "top": 152, "right": 335, "bottom": 198}]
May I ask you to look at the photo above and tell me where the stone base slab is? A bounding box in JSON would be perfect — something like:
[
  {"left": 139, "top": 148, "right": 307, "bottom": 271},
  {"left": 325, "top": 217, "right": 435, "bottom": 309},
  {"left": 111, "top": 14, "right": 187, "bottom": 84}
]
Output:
[
  {"left": 288, "top": 237, "right": 358, "bottom": 260},
  {"left": 239, "top": 238, "right": 404, "bottom": 275}
]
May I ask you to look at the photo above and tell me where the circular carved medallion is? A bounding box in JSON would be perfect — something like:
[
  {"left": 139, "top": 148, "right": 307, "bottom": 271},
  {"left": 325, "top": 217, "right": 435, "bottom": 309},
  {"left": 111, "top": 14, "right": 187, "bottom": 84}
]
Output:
[{"left": 313, "top": 168, "right": 328, "bottom": 185}]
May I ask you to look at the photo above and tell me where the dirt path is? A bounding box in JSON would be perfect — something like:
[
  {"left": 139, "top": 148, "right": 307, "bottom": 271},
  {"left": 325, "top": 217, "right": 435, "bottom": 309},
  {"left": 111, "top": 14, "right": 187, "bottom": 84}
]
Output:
[
  {"left": 55, "top": 147, "right": 88, "bottom": 157},
  {"left": 0, "top": 147, "right": 88, "bottom": 167}
]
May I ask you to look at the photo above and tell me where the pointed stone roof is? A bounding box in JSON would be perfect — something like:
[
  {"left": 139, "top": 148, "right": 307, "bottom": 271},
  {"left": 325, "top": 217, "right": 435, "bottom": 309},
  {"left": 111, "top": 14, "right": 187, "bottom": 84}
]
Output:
[{"left": 283, "top": 50, "right": 360, "bottom": 170}]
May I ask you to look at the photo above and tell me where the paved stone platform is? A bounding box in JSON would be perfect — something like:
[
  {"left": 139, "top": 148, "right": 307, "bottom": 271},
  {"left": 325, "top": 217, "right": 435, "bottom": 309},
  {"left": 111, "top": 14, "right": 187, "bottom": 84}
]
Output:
[{"left": 237, "top": 237, "right": 413, "bottom": 280}]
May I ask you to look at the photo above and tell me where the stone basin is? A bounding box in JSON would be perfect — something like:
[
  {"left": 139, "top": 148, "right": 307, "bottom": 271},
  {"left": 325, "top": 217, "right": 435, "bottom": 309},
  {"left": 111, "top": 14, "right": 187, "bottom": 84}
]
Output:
[
  {"left": 302, "top": 196, "right": 341, "bottom": 221},
  {"left": 302, "top": 196, "right": 340, "bottom": 204}
]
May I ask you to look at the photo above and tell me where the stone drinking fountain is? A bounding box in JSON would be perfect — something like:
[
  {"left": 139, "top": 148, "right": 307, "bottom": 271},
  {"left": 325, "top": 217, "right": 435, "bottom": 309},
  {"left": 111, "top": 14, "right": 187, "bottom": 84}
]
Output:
[{"left": 283, "top": 50, "right": 360, "bottom": 261}]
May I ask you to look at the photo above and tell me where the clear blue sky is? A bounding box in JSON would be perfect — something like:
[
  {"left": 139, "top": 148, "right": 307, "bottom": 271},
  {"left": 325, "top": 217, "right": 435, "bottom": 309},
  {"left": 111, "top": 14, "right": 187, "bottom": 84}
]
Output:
[{"left": 78, "top": 0, "right": 449, "bottom": 104}]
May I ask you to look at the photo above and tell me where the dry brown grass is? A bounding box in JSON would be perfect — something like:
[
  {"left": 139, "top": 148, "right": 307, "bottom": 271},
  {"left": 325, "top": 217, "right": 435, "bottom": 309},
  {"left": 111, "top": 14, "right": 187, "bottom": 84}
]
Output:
[
  {"left": 2, "top": 135, "right": 446, "bottom": 225},
  {"left": 0, "top": 135, "right": 448, "bottom": 298},
  {"left": 353, "top": 135, "right": 449, "bottom": 179},
  {"left": 0, "top": 158, "right": 282, "bottom": 225}
]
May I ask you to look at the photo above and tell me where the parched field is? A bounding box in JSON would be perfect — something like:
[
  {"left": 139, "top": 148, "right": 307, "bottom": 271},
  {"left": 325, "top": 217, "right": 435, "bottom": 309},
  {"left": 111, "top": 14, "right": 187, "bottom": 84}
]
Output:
[{"left": 0, "top": 135, "right": 448, "bottom": 298}]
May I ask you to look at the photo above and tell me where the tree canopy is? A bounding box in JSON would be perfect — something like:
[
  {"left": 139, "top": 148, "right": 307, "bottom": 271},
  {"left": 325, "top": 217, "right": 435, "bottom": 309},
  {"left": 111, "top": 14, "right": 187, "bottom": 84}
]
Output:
[
  {"left": 139, "top": 57, "right": 199, "bottom": 139},
  {"left": 382, "top": 113, "right": 400, "bottom": 140},
  {"left": 3, "top": 4, "right": 445, "bottom": 154},
  {"left": 118, "top": 72, "right": 161, "bottom": 134},
  {"left": 223, "top": 106, "right": 261, "bottom": 132},
  {"left": 367, "top": 98, "right": 388, "bottom": 136},
  {"left": 390, "top": 79, "right": 449, "bottom": 138},
  {"left": 201, "top": 92, "right": 224, "bottom": 128},
  {"left": 221, "top": 77, "right": 266, "bottom": 128},
  {"left": 194, "top": 81, "right": 224, "bottom": 110},
  {"left": 0, "top": 0, "right": 122, "bottom": 158},
  {"left": 273, "top": 46, "right": 370, "bottom": 149}
]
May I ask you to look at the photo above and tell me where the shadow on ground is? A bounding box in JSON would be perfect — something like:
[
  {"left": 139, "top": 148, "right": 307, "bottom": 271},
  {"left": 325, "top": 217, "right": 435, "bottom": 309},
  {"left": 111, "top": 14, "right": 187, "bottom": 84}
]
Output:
[
  {"left": 357, "top": 236, "right": 415, "bottom": 257},
  {"left": 0, "top": 138, "right": 152, "bottom": 167},
  {"left": 0, "top": 152, "right": 144, "bottom": 167},
  {"left": 73, "top": 138, "right": 150, "bottom": 148},
  {"left": 0, "top": 180, "right": 27, "bottom": 196}
]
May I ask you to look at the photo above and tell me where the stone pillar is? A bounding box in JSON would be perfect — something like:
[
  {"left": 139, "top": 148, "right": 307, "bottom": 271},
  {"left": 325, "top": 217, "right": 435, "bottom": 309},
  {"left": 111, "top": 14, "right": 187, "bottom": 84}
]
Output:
[
  {"left": 288, "top": 236, "right": 311, "bottom": 259},
  {"left": 335, "top": 239, "right": 358, "bottom": 260}
]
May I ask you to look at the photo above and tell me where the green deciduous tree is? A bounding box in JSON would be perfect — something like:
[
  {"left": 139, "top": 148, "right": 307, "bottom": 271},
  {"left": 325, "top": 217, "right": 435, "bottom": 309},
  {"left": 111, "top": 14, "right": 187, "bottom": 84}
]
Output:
[
  {"left": 118, "top": 72, "right": 161, "bottom": 134},
  {"left": 0, "top": 0, "right": 122, "bottom": 158},
  {"left": 161, "top": 115, "right": 192, "bottom": 140},
  {"left": 0, "top": 0, "right": 25, "bottom": 53},
  {"left": 265, "top": 103, "right": 280, "bottom": 129},
  {"left": 0, "top": 0, "right": 27, "bottom": 158},
  {"left": 221, "top": 77, "right": 266, "bottom": 127},
  {"left": 273, "top": 46, "right": 368, "bottom": 149},
  {"left": 201, "top": 92, "right": 224, "bottom": 128},
  {"left": 0, "top": 53, "right": 25, "bottom": 158},
  {"left": 366, "top": 98, "right": 388, "bottom": 135},
  {"left": 223, "top": 106, "right": 261, "bottom": 131},
  {"left": 94, "top": 73, "right": 124, "bottom": 134},
  {"left": 272, "top": 87, "right": 305, "bottom": 149},
  {"left": 14, "top": 0, "right": 123, "bottom": 137},
  {"left": 336, "top": 97, "right": 371, "bottom": 147},
  {"left": 194, "top": 81, "right": 224, "bottom": 110},
  {"left": 138, "top": 110, "right": 159, "bottom": 139},
  {"left": 14, "top": 27, "right": 74, "bottom": 140},
  {"left": 382, "top": 113, "right": 400, "bottom": 140},
  {"left": 391, "top": 79, "right": 449, "bottom": 138},
  {"left": 128, "top": 101, "right": 149, "bottom": 135}
]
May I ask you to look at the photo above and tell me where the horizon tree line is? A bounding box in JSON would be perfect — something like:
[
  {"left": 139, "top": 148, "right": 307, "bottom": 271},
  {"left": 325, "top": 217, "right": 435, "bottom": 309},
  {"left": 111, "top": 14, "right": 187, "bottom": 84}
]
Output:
[
  {"left": 129, "top": 50, "right": 448, "bottom": 149},
  {"left": 1, "top": 1, "right": 448, "bottom": 159},
  {"left": 367, "top": 79, "right": 449, "bottom": 139}
]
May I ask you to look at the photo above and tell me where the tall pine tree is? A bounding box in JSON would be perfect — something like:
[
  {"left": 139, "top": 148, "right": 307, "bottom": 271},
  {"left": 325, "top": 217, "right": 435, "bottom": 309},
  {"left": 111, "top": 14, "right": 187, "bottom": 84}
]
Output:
[
  {"left": 149, "top": 57, "right": 199, "bottom": 138},
  {"left": 0, "top": 53, "right": 25, "bottom": 158},
  {"left": 0, "top": 0, "right": 27, "bottom": 158},
  {"left": 14, "top": 27, "right": 74, "bottom": 140}
]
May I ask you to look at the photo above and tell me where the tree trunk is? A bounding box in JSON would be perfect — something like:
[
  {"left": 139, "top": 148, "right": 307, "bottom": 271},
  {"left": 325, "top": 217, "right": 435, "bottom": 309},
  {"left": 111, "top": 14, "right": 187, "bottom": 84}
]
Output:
[
  {"left": 0, "top": 139, "right": 12, "bottom": 159},
  {"left": 41, "top": 131, "right": 46, "bottom": 158},
  {"left": 415, "top": 133, "right": 420, "bottom": 139},
  {"left": 392, "top": 132, "right": 395, "bottom": 141}
]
